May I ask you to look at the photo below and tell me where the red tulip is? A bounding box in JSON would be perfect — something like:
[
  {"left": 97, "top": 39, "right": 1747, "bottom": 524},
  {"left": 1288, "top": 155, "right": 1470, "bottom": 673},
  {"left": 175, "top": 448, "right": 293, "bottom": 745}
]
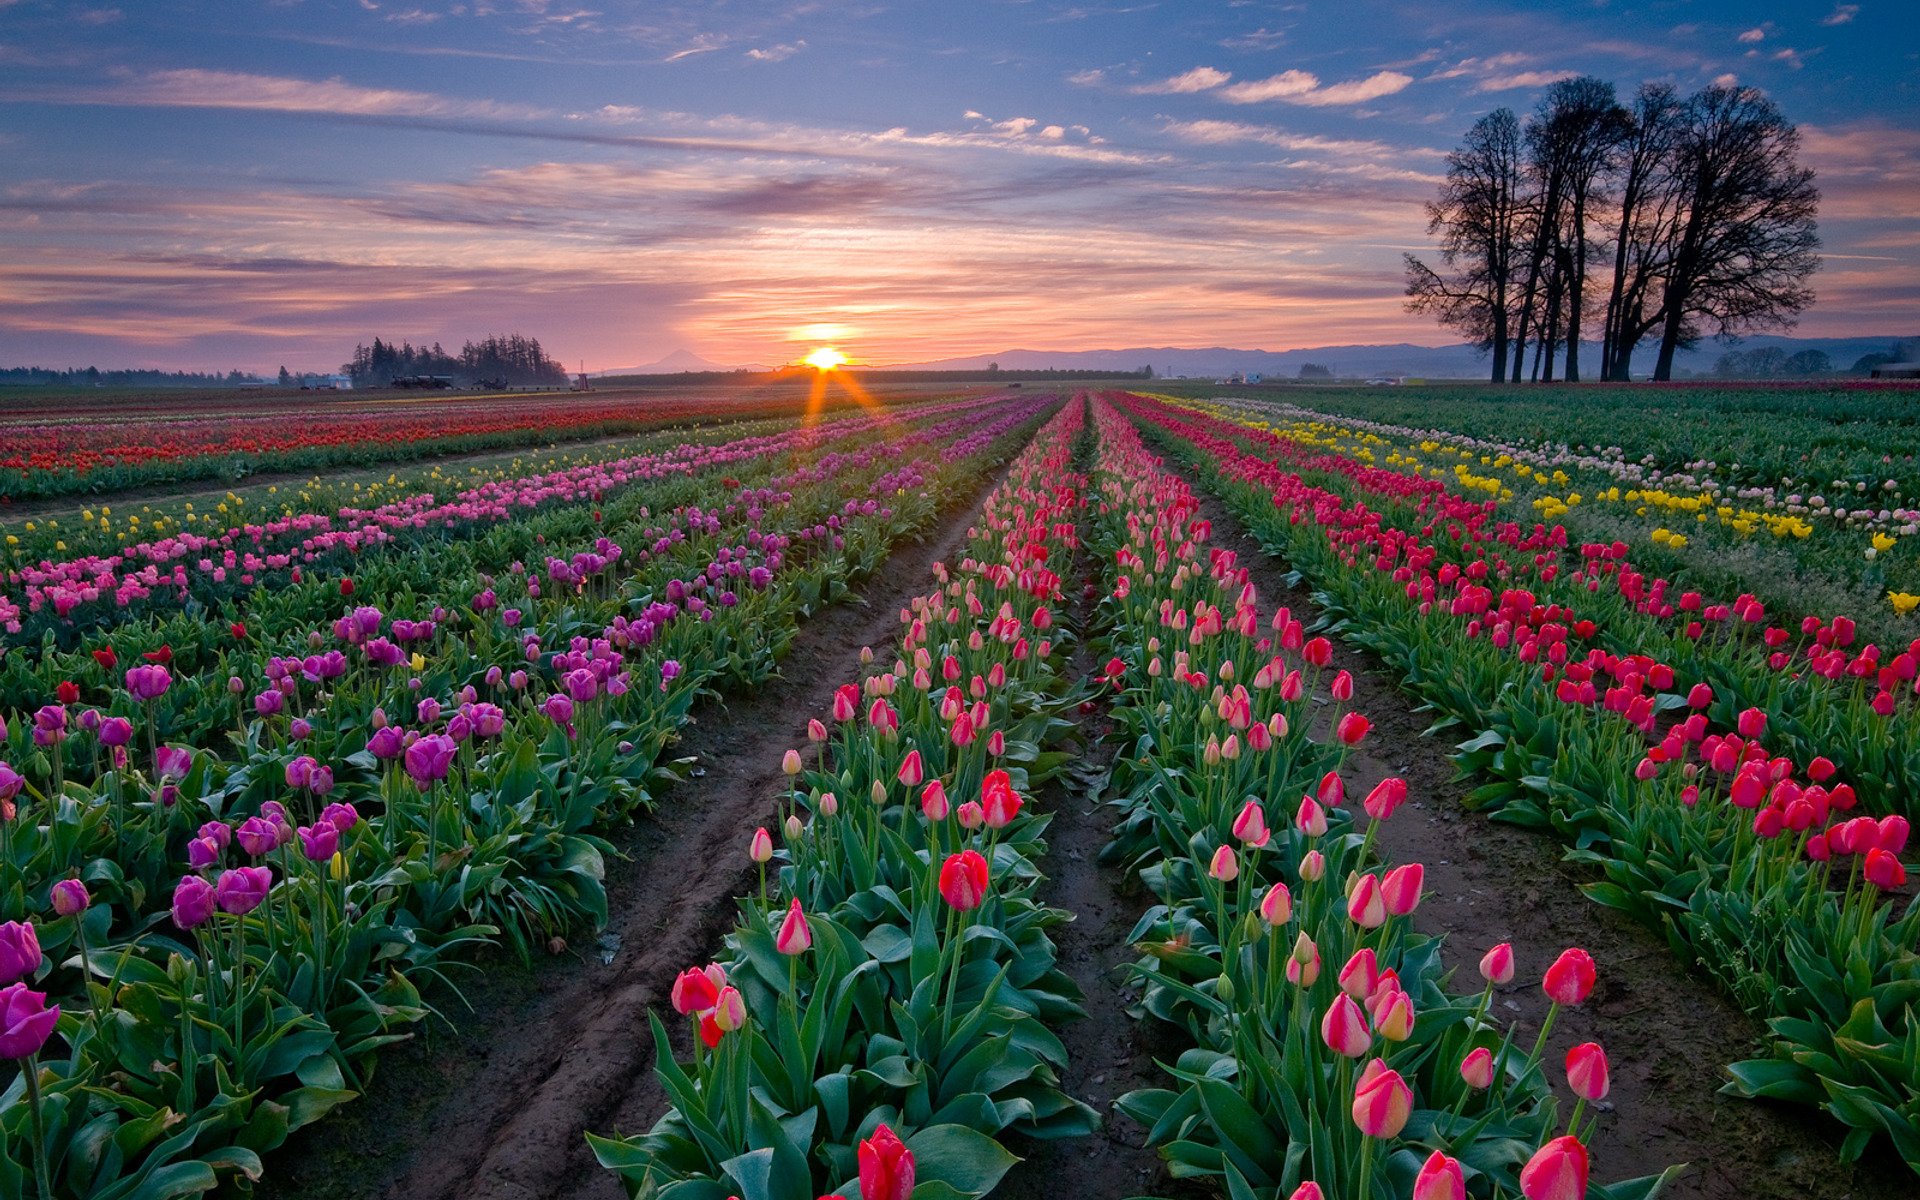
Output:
[
  {"left": 1288, "top": 1186, "right": 1325, "bottom": 1200},
  {"left": 1362, "top": 777, "right": 1407, "bottom": 821},
  {"left": 1736, "top": 707, "right": 1767, "bottom": 738},
  {"left": 895, "top": 750, "right": 923, "bottom": 787},
  {"left": 858, "top": 1123, "right": 916, "bottom": 1200},
  {"left": 1519, "top": 1135, "right": 1589, "bottom": 1200},
  {"left": 91, "top": 647, "right": 117, "bottom": 670},
  {"left": 1351, "top": 1057, "right": 1413, "bottom": 1138},
  {"left": 1565, "top": 1042, "right": 1610, "bottom": 1100},
  {"left": 671, "top": 966, "right": 720, "bottom": 1015},
  {"left": 1322, "top": 992, "right": 1372, "bottom": 1057},
  {"left": 340, "top": 577, "right": 355, "bottom": 596},
  {"left": 1865, "top": 848, "right": 1907, "bottom": 890},
  {"left": 697, "top": 1010, "right": 724, "bottom": 1049},
  {"left": 981, "top": 769, "right": 1023, "bottom": 829},
  {"left": 1543, "top": 947, "right": 1596, "bottom": 1006},
  {"left": 1413, "top": 1150, "right": 1467, "bottom": 1200},
  {"left": 230, "top": 622, "right": 248, "bottom": 640},
  {"left": 55, "top": 681, "right": 80, "bottom": 705},
  {"left": 142, "top": 644, "right": 172, "bottom": 664},
  {"left": 1334, "top": 711, "right": 1371, "bottom": 745},
  {"left": 939, "top": 850, "right": 990, "bottom": 911}
]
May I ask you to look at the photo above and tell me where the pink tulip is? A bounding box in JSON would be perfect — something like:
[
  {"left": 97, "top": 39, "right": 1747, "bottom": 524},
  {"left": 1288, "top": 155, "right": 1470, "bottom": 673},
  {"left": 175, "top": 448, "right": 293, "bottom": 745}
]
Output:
[
  {"left": 1259, "top": 882, "right": 1292, "bottom": 925},
  {"left": 1381, "top": 863, "right": 1424, "bottom": 916},
  {"left": 0, "top": 983, "right": 59, "bottom": 1059},
  {"left": 1362, "top": 777, "right": 1407, "bottom": 821},
  {"left": 1288, "top": 1186, "right": 1325, "bottom": 1200},
  {"left": 939, "top": 850, "right": 990, "bottom": 911},
  {"left": 749, "top": 828, "right": 773, "bottom": 863},
  {"left": 1321, "top": 993, "right": 1372, "bottom": 1058},
  {"left": 1298, "top": 849, "right": 1325, "bottom": 881},
  {"left": 774, "top": 899, "right": 812, "bottom": 955},
  {"left": 1351, "top": 1058, "right": 1413, "bottom": 1138},
  {"left": 1372, "top": 988, "right": 1415, "bottom": 1042},
  {"left": 1460, "top": 1046, "right": 1495, "bottom": 1089},
  {"left": 920, "top": 780, "right": 950, "bottom": 821},
  {"left": 1295, "top": 795, "right": 1328, "bottom": 836},
  {"left": 896, "top": 750, "right": 924, "bottom": 787},
  {"left": 0, "top": 922, "right": 40, "bottom": 985},
  {"left": 1209, "top": 845, "right": 1239, "bottom": 882},
  {"left": 1231, "top": 801, "right": 1271, "bottom": 848},
  {"left": 1566, "top": 1042, "right": 1610, "bottom": 1101},
  {"left": 1519, "top": 1136, "right": 1590, "bottom": 1200},
  {"left": 1347, "top": 873, "right": 1386, "bottom": 928},
  {"left": 1413, "top": 1151, "right": 1467, "bottom": 1200},
  {"left": 671, "top": 967, "right": 720, "bottom": 1015},
  {"left": 1338, "top": 947, "right": 1380, "bottom": 1000},
  {"left": 1481, "top": 942, "right": 1515, "bottom": 985}
]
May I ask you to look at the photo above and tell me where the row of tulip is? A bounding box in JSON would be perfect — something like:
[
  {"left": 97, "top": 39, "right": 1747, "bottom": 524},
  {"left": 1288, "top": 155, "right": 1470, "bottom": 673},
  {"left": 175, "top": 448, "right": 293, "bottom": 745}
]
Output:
[
  {"left": 1115, "top": 392, "right": 1920, "bottom": 1173},
  {"left": 0, "top": 388, "right": 881, "bottom": 502},
  {"left": 1082, "top": 394, "right": 1675, "bottom": 1200},
  {"left": 589, "top": 397, "right": 1099, "bottom": 1200},
  {"left": 1, "top": 395, "right": 1011, "bottom": 651},
  {"left": 1182, "top": 393, "right": 1920, "bottom": 814},
  {"left": 0, "top": 397, "right": 1054, "bottom": 1198}
]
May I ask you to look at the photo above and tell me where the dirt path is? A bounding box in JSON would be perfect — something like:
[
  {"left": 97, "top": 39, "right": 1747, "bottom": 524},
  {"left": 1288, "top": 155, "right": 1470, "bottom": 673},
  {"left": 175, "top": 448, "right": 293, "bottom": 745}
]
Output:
[
  {"left": 1184, "top": 482, "right": 1913, "bottom": 1200},
  {"left": 994, "top": 543, "right": 1171, "bottom": 1200},
  {"left": 257, "top": 455, "right": 1024, "bottom": 1200}
]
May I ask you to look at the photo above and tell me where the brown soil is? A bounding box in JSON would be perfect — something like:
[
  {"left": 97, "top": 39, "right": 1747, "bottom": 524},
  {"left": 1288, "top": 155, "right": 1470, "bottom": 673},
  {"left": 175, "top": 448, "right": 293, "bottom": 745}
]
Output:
[
  {"left": 255, "top": 455, "right": 1021, "bottom": 1200},
  {"left": 1187, "top": 483, "right": 1914, "bottom": 1200},
  {"left": 993, "top": 553, "right": 1174, "bottom": 1200}
]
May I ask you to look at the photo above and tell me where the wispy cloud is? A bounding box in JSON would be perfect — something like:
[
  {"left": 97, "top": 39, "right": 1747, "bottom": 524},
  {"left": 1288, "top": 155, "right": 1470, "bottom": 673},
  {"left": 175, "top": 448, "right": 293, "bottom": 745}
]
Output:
[
  {"left": 42, "top": 69, "right": 554, "bottom": 121},
  {"left": 746, "top": 41, "right": 805, "bottom": 62},
  {"left": 1131, "top": 66, "right": 1231, "bottom": 94},
  {"left": 1821, "top": 4, "right": 1859, "bottom": 26},
  {"left": 1220, "top": 69, "right": 1412, "bottom": 107},
  {"left": 1737, "top": 26, "right": 1768, "bottom": 44},
  {"left": 1474, "top": 69, "right": 1577, "bottom": 92},
  {"left": 664, "top": 33, "right": 727, "bottom": 62}
]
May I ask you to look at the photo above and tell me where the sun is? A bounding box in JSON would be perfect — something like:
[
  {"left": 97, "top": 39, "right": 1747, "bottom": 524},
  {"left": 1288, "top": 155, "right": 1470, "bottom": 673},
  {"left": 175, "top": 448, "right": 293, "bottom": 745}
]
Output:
[{"left": 803, "top": 346, "right": 848, "bottom": 371}]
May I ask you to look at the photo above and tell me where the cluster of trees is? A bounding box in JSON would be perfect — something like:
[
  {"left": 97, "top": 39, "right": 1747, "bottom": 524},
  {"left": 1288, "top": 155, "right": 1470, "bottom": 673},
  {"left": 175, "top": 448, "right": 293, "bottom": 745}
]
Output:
[
  {"left": 1854, "top": 338, "right": 1920, "bottom": 374},
  {"left": 1712, "top": 347, "right": 1832, "bottom": 378},
  {"left": 0, "top": 366, "right": 263, "bottom": 388},
  {"left": 342, "top": 333, "right": 567, "bottom": 387},
  {"left": 1298, "top": 363, "right": 1335, "bottom": 379},
  {"left": 1406, "top": 79, "right": 1820, "bottom": 383}
]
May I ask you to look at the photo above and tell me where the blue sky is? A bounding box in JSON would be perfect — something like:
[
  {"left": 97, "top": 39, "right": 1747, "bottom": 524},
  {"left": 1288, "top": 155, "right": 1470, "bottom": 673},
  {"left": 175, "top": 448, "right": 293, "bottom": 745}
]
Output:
[{"left": 0, "top": 0, "right": 1914, "bottom": 370}]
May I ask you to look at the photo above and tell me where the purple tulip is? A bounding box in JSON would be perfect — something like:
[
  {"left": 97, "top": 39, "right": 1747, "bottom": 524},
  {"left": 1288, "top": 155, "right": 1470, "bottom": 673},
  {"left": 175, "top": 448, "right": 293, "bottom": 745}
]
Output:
[
  {"left": 236, "top": 816, "right": 279, "bottom": 858},
  {"left": 417, "top": 697, "right": 442, "bottom": 725},
  {"left": 541, "top": 694, "right": 574, "bottom": 727},
  {"left": 187, "top": 836, "right": 223, "bottom": 870},
  {"left": 502, "top": 608, "right": 523, "bottom": 628},
  {"left": 254, "top": 690, "right": 285, "bottom": 716},
  {"left": 298, "top": 823, "right": 339, "bottom": 863},
  {"left": 485, "top": 665, "right": 503, "bottom": 687},
  {"left": 509, "top": 669, "right": 528, "bottom": 690},
  {"left": 309, "top": 765, "right": 334, "bottom": 797},
  {"left": 0, "top": 763, "right": 24, "bottom": 803},
  {"left": 285, "top": 755, "right": 317, "bottom": 790},
  {"left": 49, "top": 879, "right": 89, "bottom": 918},
  {"left": 77, "top": 707, "right": 102, "bottom": 733},
  {"left": 98, "top": 716, "right": 134, "bottom": 747},
  {"left": 154, "top": 746, "right": 192, "bottom": 781},
  {"left": 215, "top": 866, "right": 272, "bottom": 915},
  {"left": 367, "top": 726, "right": 406, "bottom": 760},
  {"left": 322, "top": 802, "right": 360, "bottom": 832},
  {"left": 197, "top": 820, "right": 232, "bottom": 849},
  {"left": 446, "top": 713, "right": 473, "bottom": 743},
  {"left": 124, "top": 664, "right": 172, "bottom": 702},
  {"left": 470, "top": 703, "right": 506, "bottom": 738},
  {"left": 0, "top": 984, "right": 59, "bottom": 1059},
  {"left": 228, "top": 675, "right": 246, "bottom": 694},
  {"left": 172, "top": 875, "right": 216, "bottom": 929},
  {"left": 565, "top": 669, "right": 599, "bottom": 703},
  {"left": 0, "top": 922, "right": 40, "bottom": 984},
  {"left": 289, "top": 717, "right": 313, "bottom": 741},
  {"left": 403, "top": 733, "right": 457, "bottom": 789},
  {"left": 32, "top": 706, "right": 67, "bottom": 746}
]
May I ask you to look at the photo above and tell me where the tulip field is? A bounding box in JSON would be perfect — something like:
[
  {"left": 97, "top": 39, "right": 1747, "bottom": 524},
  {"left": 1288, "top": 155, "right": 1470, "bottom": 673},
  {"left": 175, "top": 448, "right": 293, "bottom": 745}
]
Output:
[{"left": 1, "top": 385, "right": 1916, "bottom": 1200}]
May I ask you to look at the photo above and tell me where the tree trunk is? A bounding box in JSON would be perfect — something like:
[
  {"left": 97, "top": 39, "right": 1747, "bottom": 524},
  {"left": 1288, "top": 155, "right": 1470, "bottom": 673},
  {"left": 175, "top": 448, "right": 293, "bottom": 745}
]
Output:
[
  {"left": 1653, "top": 286, "right": 1686, "bottom": 381},
  {"left": 1491, "top": 317, "right": 1509, "bottom": 383}
]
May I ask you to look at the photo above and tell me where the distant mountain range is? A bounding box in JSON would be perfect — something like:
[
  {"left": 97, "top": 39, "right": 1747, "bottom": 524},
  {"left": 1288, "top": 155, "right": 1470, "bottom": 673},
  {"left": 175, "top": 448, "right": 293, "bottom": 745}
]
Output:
[
  {"left": 596, "top": 334, "right": 1914, "bottom": 382},
  {"left": 892, "top": 334, "right": 1916, "bottom": 379}
]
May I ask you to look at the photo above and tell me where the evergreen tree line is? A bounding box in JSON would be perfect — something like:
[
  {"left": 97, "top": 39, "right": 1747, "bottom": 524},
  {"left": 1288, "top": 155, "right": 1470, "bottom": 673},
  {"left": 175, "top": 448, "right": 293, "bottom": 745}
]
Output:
[
  {"left": 0, "top": 366, "right": 263, "bottom": 388},
  {"left": 1406, "top": 79, "right": 1820, "bottom": 383},
  {"left": 342, "top": 333, "right": 568, "bottom": 387}
]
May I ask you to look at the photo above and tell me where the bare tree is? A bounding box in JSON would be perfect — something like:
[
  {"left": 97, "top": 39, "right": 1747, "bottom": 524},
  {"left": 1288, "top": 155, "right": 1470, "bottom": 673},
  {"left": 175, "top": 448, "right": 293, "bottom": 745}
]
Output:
[
  {"left": 1651, "top": 86, "right": 1821, "bottom": 381},
  {"left": 1599, "top": 84, "right": 1687, "bottom": 380},
  {"left": 1404, "top": 108, "right": 1526, "bottom": 383}
]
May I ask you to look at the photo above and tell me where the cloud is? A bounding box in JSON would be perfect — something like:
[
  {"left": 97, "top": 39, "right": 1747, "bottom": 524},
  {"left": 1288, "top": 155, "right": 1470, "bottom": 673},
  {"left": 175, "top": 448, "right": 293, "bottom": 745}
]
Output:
[
  {"left": 1821, "top": 4, "right": 1859, "bottom": 25},
  {"left": 664, "top": 34, "right": 727, "bottom": 62},
  {"left": 57, "top": 69, "right": 553, "bottom": 121},
  {"left": 385, "top": 8, "right": 441, "bottom": 25},
  {"left": 74, "top": 7, "right": 122, "bottom": 23},
  {"left": 1713, "top": 72, "right": 1739, "bottom": 88},
  {"left": 1474, "top": 69, "right": 1578, "bottom": 92},
  {"left": 1220, "top": 27, "right": 1286, "bottom": 50},
  {"left": 1067, "top": 68, "right": 1105, "bottom": 86},
  {"left": 1131, "top": 66, "right": 1231, "bottom": 94},
  {"left": 1772, "top": 47, "right": 1807, "bottom": 69},
  {"left": 746, "top": 41, "right": 805, "bottom": 62},
  {"left": 1737, "top": 26, "right": 1767, "bottom": 44},
  {"left": 1220, "top": 69, "right": 1413, "bottom": 107}
]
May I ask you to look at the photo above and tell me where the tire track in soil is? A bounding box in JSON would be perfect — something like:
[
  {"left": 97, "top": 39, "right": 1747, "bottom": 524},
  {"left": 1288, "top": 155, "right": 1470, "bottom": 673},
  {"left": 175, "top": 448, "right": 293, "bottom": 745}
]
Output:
[
  {"left": 257, "top": 444, "right": 1032, "bottom": 1200},
  {"left": 1184, "top": 476, "right": 1913, "bottom": 1200}
]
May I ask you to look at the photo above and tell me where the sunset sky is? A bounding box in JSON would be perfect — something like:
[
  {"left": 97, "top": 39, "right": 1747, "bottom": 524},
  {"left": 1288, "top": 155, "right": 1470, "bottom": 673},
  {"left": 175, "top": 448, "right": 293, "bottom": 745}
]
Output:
[{"left": 1, "top": 0, "right": 1915, "bottom": 371}]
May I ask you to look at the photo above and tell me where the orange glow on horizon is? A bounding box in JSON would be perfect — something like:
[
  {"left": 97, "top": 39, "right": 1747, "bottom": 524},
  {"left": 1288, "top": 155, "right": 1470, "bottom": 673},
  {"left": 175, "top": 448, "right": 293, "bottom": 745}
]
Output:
[{"left": 803, "top": 346, "right": 849, "bottom": 371}]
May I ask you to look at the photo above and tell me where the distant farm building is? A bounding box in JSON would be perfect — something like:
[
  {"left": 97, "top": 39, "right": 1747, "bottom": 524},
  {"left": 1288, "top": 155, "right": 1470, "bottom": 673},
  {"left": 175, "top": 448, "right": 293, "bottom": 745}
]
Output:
[{"left": 1872, "top": 363, "right": 1920, "bottom": 380}]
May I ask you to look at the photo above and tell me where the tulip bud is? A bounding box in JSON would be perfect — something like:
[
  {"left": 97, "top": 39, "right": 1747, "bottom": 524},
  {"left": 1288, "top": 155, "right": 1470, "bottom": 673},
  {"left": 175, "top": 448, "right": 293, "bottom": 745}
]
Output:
[
  {"left": 1214, "top": 971, "right": 1236, "bottom": 1005},
  {"left": 774, "top": 898, "right": 812, "bottom": 955},
  {"left": 49, "top": 879, "right": 90, "bottom": 918},
  {"left": 1565, "top": 1042, "right": 1610, "bottom": 1100},
  {"left": 1351, "top": 1058, "right": 1413, "bottom": 1138},
  {"left": 1480, "top": 942, "right": 1515, "bottom": 985},
  {"left": 1459, "top": 1045, "right": 1495, "bottom": 1089},
  {"left": 748, "top": 827, "right": 773, "bottom": 863},
  {"left": 1339, "top": 948, "right": 1380, "bottom": 1000},
  {"left": 1542, "top": 946, "right": 1596, "bottom": 1006},
  {"left": 1347, "top": 873, "right": 1386, "bottom": 928},
  {"left": 784, "top": 814, "right": 803, "bottom": 840},
  {"left": 1208, "top": 845, "right": 1239, "bottom": 882},
  {"left": 1381, "top": 863, "right": 1424, "bottom": 916},
  {"left": 1299, "top": 849, "right": 1325, "bottom": 882},
  {"left": 1295, "top": 795, "right": 1328, "bottom": 837},
  {"left": 1321, "top": 992, "right": 1371, "bottom": 1057},
  {"left": 1519, "top": 1136, "right": 1589, "bottom": 1200},
  {"left": 1413, "top": 1151, "right": 1467, "bottom": 1200},
  {"left": 1259, "top": 882, "right": 1292, "bottom": 926}
]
